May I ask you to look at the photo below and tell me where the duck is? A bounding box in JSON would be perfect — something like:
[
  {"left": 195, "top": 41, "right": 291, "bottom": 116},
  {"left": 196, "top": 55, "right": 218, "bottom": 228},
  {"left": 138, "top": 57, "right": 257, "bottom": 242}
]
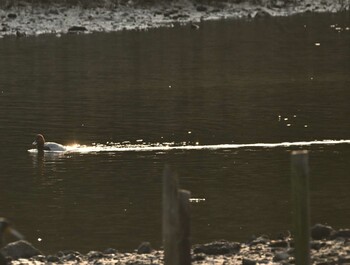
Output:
[
  {"left": 0, "top": 218, "right": 24, "bottom": 246},
  {"left": 32, "top": 134, "right": 66, "bottom": 152}
]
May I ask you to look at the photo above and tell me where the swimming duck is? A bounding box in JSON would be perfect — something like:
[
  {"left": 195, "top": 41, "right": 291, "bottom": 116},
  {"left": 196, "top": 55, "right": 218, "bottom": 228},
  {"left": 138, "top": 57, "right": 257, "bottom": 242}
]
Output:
[
  {"left": 0, "top": 218, "right": 24, "bottom": 246},
  {"left": 32, "top": 134, "right": 66, "bottom": 152}
]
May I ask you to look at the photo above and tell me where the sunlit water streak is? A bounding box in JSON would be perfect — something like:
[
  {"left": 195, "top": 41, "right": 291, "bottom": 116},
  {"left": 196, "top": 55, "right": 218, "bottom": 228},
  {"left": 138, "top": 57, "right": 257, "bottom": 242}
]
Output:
[{"left": 27, "top": 139, "right": 350, "bottom": 154}]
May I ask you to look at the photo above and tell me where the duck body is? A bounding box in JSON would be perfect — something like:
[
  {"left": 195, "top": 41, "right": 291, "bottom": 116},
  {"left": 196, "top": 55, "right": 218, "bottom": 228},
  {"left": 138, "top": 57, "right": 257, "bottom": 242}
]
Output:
[
  {"left": 32, "top": 134, "right": 66, "bottom": 152},
  {"left": 42, "top": 142, "right": 66, "bottom": 152}
]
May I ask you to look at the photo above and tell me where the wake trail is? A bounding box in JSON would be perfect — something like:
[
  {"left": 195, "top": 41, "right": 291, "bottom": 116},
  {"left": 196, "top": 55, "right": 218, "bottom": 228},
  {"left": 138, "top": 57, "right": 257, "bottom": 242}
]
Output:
[{"left": 48, "top": 139, "right": 350, "bottom": 153}]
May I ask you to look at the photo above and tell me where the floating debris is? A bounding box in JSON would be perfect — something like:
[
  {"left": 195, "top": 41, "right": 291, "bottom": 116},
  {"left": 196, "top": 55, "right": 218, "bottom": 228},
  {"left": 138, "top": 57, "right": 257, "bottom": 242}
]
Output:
[{"left": 190, "top": 198, "right": 206, "bottom": 203}]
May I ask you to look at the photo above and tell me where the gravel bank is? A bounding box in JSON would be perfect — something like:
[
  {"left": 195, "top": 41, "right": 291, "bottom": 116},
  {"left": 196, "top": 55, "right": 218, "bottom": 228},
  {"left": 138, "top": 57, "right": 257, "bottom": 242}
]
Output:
[
  {"left": 2, "top": 224, "right": 350, "bottom": 264},
  {"left": 0, "top": 0, "right": 349, "bottom": 37}
]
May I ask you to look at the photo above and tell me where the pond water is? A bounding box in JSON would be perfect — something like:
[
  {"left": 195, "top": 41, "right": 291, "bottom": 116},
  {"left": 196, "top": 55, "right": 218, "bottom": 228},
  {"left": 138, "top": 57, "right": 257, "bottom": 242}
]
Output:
[{"left": 0, "top": 12, "right": 349, "bottom": 254}]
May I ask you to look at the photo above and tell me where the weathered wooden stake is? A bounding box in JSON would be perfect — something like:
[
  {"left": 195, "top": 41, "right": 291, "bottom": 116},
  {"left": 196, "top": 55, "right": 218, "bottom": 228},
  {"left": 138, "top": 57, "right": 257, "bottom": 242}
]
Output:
[
  {"left": 178, "top": 189, "right": 191, "bottom": 265},
  {"left": 162, "top": 165, "right": 191, "bottom": 265},
  {"left": 291, "top": 150, "right": 311, "bottom": 265},
  {"left": 163, "top": 165, "right": 180, "bottom": 265}
]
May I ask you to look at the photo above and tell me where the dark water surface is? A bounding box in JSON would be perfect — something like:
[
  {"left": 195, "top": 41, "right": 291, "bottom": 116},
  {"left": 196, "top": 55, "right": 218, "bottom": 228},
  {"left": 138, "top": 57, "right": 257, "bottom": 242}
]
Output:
[{"left": 0, "top": 12, "right": 349, "bottom": 253}]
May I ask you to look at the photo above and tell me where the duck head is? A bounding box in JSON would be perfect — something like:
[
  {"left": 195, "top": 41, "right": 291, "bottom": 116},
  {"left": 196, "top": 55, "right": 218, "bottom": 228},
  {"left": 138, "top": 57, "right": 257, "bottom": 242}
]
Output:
[{"left": 32, "top": 134, "right": 45, "bottom": 151}]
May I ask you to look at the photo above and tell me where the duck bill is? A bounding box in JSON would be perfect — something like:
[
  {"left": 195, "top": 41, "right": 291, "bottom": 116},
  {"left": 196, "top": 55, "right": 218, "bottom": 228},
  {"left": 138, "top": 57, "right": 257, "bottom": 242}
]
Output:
[
  {"left": 32, "top": 141, "right": 37, "bottom": 146},
  {"left": 7, "top": 227, "right": 24, "bottom": 240}
]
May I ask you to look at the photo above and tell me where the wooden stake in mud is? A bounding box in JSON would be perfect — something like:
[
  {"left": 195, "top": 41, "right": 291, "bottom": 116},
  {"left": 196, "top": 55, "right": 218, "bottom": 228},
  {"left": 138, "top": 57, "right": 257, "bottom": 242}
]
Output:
[
  {"left": 178, "top": 189, "right": 191, "bottom": 265},
  {"left": 162, "top": 165, "right": 191, "bottom": 265},
  {"left": 163, "top": 165, "right": 180, "bottom": 265},
  {"left": 291, "top": 150, "right": 310, "bottom": 265}
]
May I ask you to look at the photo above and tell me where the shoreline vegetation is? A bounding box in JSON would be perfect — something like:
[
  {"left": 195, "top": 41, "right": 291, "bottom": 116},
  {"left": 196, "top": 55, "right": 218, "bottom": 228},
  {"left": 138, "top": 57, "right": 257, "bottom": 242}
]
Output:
[{"left": 0, "top": 0, "right": 349, "bottom": 37}]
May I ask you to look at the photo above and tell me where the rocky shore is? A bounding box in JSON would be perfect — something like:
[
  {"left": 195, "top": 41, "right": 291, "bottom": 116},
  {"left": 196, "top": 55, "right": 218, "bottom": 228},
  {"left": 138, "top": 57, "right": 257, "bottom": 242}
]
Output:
[
  {"left": 1, "top": 224, "right": 350, "bottom": 264},
  {"left": 0, "top": 0, "right": 349, "bottom": 38}
]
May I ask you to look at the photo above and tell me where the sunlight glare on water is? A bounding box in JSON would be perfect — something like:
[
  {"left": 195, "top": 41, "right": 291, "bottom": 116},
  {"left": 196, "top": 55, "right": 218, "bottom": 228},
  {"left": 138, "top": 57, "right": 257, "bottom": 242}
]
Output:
[{"left": 27, "top": 139, "right": 350, "bottom": 154}]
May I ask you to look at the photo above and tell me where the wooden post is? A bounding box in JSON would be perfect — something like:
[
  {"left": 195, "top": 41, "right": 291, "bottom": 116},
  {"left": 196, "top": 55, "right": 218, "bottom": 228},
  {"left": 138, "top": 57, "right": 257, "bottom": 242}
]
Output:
[
  {"left": 162, "top": 165, "right": 180, "bottom": 265},
  {"left": 291, "top": 150, "right": 310, "bottom": 265},
  {"left": 162, "top": 166, "right": 191, "bottom": 265},
  {"left": 178, "top": 189, "right": 191, "bottom": 265}
]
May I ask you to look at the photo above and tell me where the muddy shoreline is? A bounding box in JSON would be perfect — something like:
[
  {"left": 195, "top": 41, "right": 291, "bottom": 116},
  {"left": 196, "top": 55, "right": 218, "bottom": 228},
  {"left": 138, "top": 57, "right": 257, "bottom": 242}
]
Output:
[
  {"left": 1, "top": 224, "right": 350, "bottom": 264},
  {"left": 0, "top": 0, "right": 349, "bottom": 38}
]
